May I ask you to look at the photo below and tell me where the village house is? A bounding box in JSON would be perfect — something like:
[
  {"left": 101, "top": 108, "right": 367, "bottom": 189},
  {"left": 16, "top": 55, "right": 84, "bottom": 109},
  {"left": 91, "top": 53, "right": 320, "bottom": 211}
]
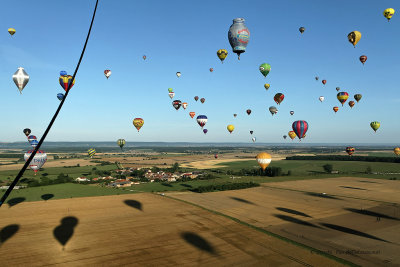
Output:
[
  {"left": 109, "top": 180, "right": 133, "bottom": 188},
  {"left": 75, "top": 177, "right": 90, "bottom": 182}
]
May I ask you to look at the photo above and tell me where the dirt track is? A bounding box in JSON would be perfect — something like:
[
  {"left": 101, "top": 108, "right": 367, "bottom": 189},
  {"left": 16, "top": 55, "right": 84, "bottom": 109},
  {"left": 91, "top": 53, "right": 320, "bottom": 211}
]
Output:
[
  {"left": 0, "top": 193, "right": 341, "bottom": 266},
  {"left": 170, "top": 177, "right": 400, "bottom": 266}
]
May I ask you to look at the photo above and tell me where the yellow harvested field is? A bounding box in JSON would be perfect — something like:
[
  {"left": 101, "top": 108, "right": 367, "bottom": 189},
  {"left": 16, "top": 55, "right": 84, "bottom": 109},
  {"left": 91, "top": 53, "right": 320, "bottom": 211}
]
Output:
[
  {"left": 0, "top": 158, "right": 99, "bottom": 171},
  {"left": 170, "top": 177, "right": 400, "bottom": 266},
  {"left": 0, "top": 193, "right": 339, "bottom": 266}
]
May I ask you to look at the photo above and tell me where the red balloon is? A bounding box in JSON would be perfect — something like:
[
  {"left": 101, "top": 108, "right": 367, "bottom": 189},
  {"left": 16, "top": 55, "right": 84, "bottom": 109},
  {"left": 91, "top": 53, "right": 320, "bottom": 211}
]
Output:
[
  {"left": 322, "top": 80, "right": 327, "bottom": 85},
  {"left": 200, "top": 98, "right": 205, "bottom": 104},
  {"left": 359, "top": 55, "right": 367, "bottom": 65},
  {"left": 333, "top": 106, "right": 339, "bottom": 113}
]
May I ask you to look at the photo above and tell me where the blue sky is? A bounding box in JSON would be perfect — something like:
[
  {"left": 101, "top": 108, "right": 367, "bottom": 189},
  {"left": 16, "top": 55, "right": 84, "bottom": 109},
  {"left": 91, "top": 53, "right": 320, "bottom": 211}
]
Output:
[{"left": 0, "top": 0, "right": 399, "bottom": 144}]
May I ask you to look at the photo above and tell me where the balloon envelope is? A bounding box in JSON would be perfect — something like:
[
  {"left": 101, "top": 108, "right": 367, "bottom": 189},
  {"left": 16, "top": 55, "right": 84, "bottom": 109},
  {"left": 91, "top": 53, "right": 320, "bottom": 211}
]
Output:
[
  {"left": 59, "top": 75, "right": 75, "bottom": 92},
  {"left": 60, "top": 70, "right": 67, "bottom": 76},
  {"left": 288, "top": 131, "right": 296, "bottom": 140},
  {"left": 88, "top": 148, "right": 96, "bottom": 158},
  {"left": 274, "top": 93, "right": 284, "bottom": 105},
  {"left": 189, "top": 112, "right": 195, "bottom": 118},
  {"left": 259, "top": 63, "right": 271, "bottom": 77},
  {"left": 217, "top": 49, "right": 228, "bottom": 63},
  {"left": 57, "top": 93, "right": 65, "bottom": 101},
  {"left": 292, "top": 120, "right": 309, "bottom": 140},
  {"left": 227, "top": 125, "right": 235, "bottom": 134},
  {"left": 228, "top": 18, "right": 250, "bottom": 60},
  {"left": 133, "top": 118, "right": 144, "bottom": 132},
  {"left": 337, "top": 92, "right": 349, "bottom": 106},
  {"left": 348, "top": 31, "right": 362, "bottom": 47},
  {"left": 256, "top": 152, "right": 271, "bottom": 171},
  {"left": 13, "top": 67, "right": 29, "bottom": 94},
  {"left": 394, "top": 147, "right": 400, "bottom": 156},
  {"left": 104, "top": 70, "right": 111, "bottom": 79},
  {"left": 24, "top": 150, "right": 47, "bottom": 175},
  {"left": 346, "top": 147, "right": 355, "bottom": 156},
  {"left": 172, "top": 100, "right": 182, "bottom": 110},
  {"left": 383, "top": 8, "right": 395, "bottom": 21},
  {"left": 28, "top": 135, "right": 37, "bottom": 143},
  {"left": 354, "top": 94, "right": 362, "bottom": 102},
  {"left": 370, "top": 121, "right": 380, "bottom": 132},
  {"left": 8, "top": 28, "right": 16, "bottom": 36},
  {"left": 117, "top": 139, "right": 126, "bottom": 149},
  {"left": 269, "top": 106, "right": 278, "bottom": 116},
  {"left": 23, "top": 128, "right": 31, "bottom": 137},
  {"left": 203, "top": 129, "right": 208, "bottom": 134},
  {"left": 196, "top": 115, "right": 208, "bottom": 128}
]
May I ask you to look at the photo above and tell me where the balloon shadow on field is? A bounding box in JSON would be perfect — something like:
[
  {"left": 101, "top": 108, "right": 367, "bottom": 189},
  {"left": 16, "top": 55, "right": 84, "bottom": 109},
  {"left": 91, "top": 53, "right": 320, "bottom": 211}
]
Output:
[
  {"left": 161, "top": 182, "right": 172, "bottom": 187},
  {"left": 230, "top": 197, "right": 255, "bottom": 205},
  {"left": 274, "top": 214, "right": 322, "bottom": 229},
  {"left": 181, "top": 232, "right": 218, "bottom": 255},
  {"left": 0, "top": 224, "right": 19, "bottom": 246},
  {"left": 320, "top": 223, "right": 390, "bottom": 243},
  {"left": 53, "top": 216, "right": 79, "bottom": 249},
  {"left": 180, "top": 184, "right": 192, "bottom": 188},
  {"left": 276, "top": 207, "right": 312, "bottom": 218},
  {"left": 344, "top": 208, "right": 399, "bottom": 221},
  {"left": 7, "top": 197, "right": 26, "bottom": 208},
  {"left": 124, "top": 200, "right": 142, "bottom": 211},
  {"left": 41, "top": 194, "right": 54, "bottom": 201},
  {"left": 339, "top": 186, "right": 367, "bottom": 191},
  {"left": 305, "top": 192, "right": 340, "bottom": 200}
]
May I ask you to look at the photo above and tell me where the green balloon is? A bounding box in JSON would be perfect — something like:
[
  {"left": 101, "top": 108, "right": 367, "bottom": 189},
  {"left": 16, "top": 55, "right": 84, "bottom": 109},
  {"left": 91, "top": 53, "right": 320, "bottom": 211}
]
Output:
[
  {"left": 259, "top": 63, "right": 271, "bottom": 77},
  {"left": 168, "top": 88, "right": 173, "bottom": 93}
]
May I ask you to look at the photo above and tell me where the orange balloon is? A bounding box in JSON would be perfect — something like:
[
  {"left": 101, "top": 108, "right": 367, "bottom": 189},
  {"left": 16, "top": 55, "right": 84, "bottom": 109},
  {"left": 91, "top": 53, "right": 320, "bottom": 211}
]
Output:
[{"left": 256, "top": 152, "right": 272, "bottom": 171}]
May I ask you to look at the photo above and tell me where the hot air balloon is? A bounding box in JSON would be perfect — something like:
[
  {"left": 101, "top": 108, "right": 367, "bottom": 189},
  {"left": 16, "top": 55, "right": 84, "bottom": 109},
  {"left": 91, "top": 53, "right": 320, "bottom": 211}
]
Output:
[
  {"left": 233, "top": 114, "right": 237, "bottom": 118},
  {"left": 319, "top": 96, "right": 325, "bottom": 102},
  {"left": 214, "top": 154, "right": 218, "bottom": 159},
  {"left": 264, "top": 84, "right": 270, "bottom": 90},
  {"left": 176, "top": 72, "right": 181, "bottom": 78},
  {"left": 354, "top": 94, "right": 362, "bottom": 102},
  {"left": 269, "top": 106, "right": 278, "bottom": 116},
  {"left": 12, "top": 67, "right": 29, "bottom": 94},
  {"left": 104, "top": 70, "right": 111, "bottom": 79},
  {"left": 359, "top": 55, "right": 367, "bottom": 65},
  {"left": 172, "top": 100, "right": 182, "bottom": 110},
  {"left": 196, "top": 115, "right": 208, "bottom": 128},
  {"left": 8, "top": 28, "right": 16, "bottom": 36},
  {"left": 194, "top": 96, "right": 199, "bottom": 101},
  {"left": 200, "top": 98, "right": 205, "bottom": 104},
  {"left": 24, "top": 150, "right": 47, "bottom": 175},
  {"left": 30, "top": 139, "right": 39, "bottom": 148},
  {"left": 217, "top": 49, "right": 228, "bottom": 63},
  {"left": 23, "top": 128, "right": 31, "bottom": 137},
  {"left": 337, "top": 92, "right": 349, "bottom": 106},
  {"left": 252, "top": 137, "right": 256, "bottom": 143},
  {"left": 336, "top": 87, "right": 340, "bottom": 92},
  {"left": 346, "top": 146, "right": 355, "bottom": 156},
  {"left": 290, "top": 111, "right": 294, "bottom": 116},
  {"left": 59, "top": 75, "right": 75, "bottom": 92},
  {"left": 133, "top": 118, "right": 144, "bottom": 132},
  {"left": 203, "top": 129, "right": 208, "bottom": 134},
  {"left": 383, "top": 8, "right": 395, "bottom": 21},
  {"left": 28, "top": 135, "right": 37, "bottom": 143},
  {"left": 117, "top": 139, "right": 125, "bottom": 150},
  {"left": 394, "top": 147, "right": 400, "bottom": 156},
  {"left": 315, "top": 76, "right": 319, "bottom": 81},
  {"left": 227, "top": 125, "right": 234, "bottom": 134},
  {"left": 333, "top": 106, "right": 339, "bottom": 113},
  {"left": 256, "top": 152, "right": 271, "bottom": 171},
  {"left": 288, "top": 131, "right": 296, "bottom": 140},
  {"left": 259, "top": 63, "right": 271, "bottom": 77},
  {"left": 182, "top": 102, "right": 188, "bottom": 109},
  {"left": 57, "top": 93, "right": 65, "bottom": 101},
  {"left": 283, "top": 135, "right": 287, "bottom": 139},
  {"left": 228, "top": 18, "right": 250, "bottom": 60},
  {"left": 299, "top": 27, "right": 305, "bottom": 34},
  {"left": 348, "top": 31, "right": 361, "bottom": 47},
  {"left": 189, "top": 112, "right": 195, "bottom": 118},
  {"left": 143, "top": 55, "right": 147, "bottom": 60},
  {"left": 168, "top": 92, "right": 175, "bottom": 99},
  {"left": 274, "top": 93, "right": 284, "bottom": 105},
  {"left": 250, "top": 130, "right": 253, "bottom": 135},
  {"left": 322, "top": 80, "right": 326, "bottom": 85},
  {"left": 60, "top": 70, "right": 67, "bottom": 76},
  {"left": 168, "top": 88, "right": 173, "bottom": 93},
  {"left": 246, "top": 109, "right": 251, "bottom": 115},
  {"left": 88, "top": 148, "right": 96, "bottom": 158},
  {"left": 209, "top": 68, "right": 213, "bottom": 72},
  {"left": 348, "top": 101, "right": 355, "bottom": 108},
  {"left": 370, "top": 121, "right": 380, "bottom": 132},
  {"left": 292, "top": 120, "right": 308, "bottom": 140}
]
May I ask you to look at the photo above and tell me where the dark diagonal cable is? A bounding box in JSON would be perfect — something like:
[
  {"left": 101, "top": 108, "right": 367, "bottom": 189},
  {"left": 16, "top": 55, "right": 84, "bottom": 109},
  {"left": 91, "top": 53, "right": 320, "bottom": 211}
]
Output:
[{"left": 0, "top": 0, "right": 99, "bottom": 207}]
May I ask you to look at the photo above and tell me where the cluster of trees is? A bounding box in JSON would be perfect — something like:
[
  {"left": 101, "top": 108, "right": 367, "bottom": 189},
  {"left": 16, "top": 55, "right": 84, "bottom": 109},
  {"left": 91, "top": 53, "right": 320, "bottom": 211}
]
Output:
[
  {"left": 21, "top": 173, "right": 73, "bottom": 187},
  {"left": 226, "top": 167, "right": 290, "bottom": 177},
  {"left": 192, "top": 182, "right": 259, "bottom": 193},
  {"left": 286, "top": 155, "right": 400, "bottom": 163}
]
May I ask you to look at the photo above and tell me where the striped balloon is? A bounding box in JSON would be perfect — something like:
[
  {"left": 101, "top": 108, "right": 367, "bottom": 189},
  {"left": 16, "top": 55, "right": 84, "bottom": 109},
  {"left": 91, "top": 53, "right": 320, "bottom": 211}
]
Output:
[
  {"left": 117, "top": 139, "right": 126, "bottom": 150},
  {"left": 292, "top": 120, "right": 309, "bottom": 140},
  {"left": 337, "top": 92, "right": 349, "bottom": 106},
  {"left": 30, "top": 139, "right": 39, "bottom": 148},
  {"left": 24, "top": 150, "right": 47, "bottom": 175},
  {"left": 256, "top": 152, "right": 272, "bottom": 171},
  {"left": 196, "top": 115, "right": 208, "bottom": 128},
  {"left": 346, "top": 147, "right": 355, "bottom": 156},
  {"left": 59, "top": 75, "right": 75, "bottom": 92},
  {"left": 88, "top": 148, "right": 96, "bottom": 158},
  {"left": 28, "top": 135, "right": 37, "bottom": 143}
]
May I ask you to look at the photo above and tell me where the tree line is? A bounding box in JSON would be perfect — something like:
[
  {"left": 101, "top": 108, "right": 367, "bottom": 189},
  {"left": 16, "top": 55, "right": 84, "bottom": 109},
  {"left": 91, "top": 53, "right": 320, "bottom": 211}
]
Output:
[
  {"left": 191, "top": 182, "right": 260, "bottom": 193},
  {"left": 286, "top": 155, "right": 400, "bottom": 163}
]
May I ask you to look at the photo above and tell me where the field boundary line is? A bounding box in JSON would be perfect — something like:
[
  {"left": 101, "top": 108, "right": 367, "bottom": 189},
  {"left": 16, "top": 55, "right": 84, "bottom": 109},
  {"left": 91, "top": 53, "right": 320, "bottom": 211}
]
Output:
[{"left": 161, "top": 193, "right": 359, "bottom": 267}]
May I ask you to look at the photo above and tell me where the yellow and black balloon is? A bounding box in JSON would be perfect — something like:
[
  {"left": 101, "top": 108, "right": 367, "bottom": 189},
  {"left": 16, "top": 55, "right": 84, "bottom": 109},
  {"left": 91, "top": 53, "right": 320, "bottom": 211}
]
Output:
[
  {"left": 217, "top": 49, "right": 228, "bottom": 63},
  {"left": 383, "top": 8, "right": 395, "bottom": 21},
  {"left": 348, "top": 31, "right": 361, "bottom": 47}
]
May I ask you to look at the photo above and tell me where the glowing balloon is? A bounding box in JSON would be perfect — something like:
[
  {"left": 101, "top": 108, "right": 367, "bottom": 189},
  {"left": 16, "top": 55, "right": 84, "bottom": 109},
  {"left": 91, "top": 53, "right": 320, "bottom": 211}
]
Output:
[
  {"left": 383, "top": 8, "right": 395, "bottom": 21},
  {"left": 337, "top": 92, "right": 349, "bottom": 106},
  {"left": 259, "top": 63, "right": 271, "bottom": 77},
  {"left": 346, "top": 147, "right": 355, "bottom": 156},
  {"left": 348, "top": 31, "right": 361, "bottom": 47},
  {"left": 104, "top": 69, "right": 111, "bottom": 79},
  {"left": 133, "top": 118, "right": 144, "bottom": 132},
  {"left": 256, "top": 152, "right": 271, "bottom": 171},
  {"left": 24, "top": 150, "right": 47, "bottom": 175},
  {"left": 228, "top": 18, "right": 250, "bottom": 60},
  {"left": 196, "top": 115, "right": 207, "bottom": 128},
  {"left": 12, "top": 67, "right": 29, "bottom": 94},
  {"left": 59, "top": 75, "right": 75, "bottom": 92},
  {"left": 88, "top": 148, "right": 96, "bottom": 158},
  {"left": 370, "top": 121, "right": 380, "bottom": 132},
  {"left": 227, "top": 124, "right": 235, "bottom": 134},
  {"left": 292, "top": 120, "right": 308, "bottom": 140},
  {"left": 217, "top": 49, "right": 228, "bottom": 63}
]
